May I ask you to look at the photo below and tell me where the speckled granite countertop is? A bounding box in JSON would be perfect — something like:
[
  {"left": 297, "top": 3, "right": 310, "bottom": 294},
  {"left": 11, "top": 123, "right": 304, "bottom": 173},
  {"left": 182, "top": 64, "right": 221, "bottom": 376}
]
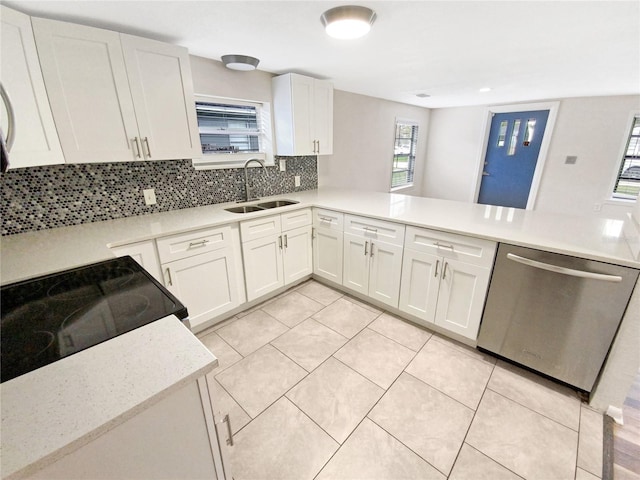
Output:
[{"left": 0, "top": 315, "right": 218, "bottom": 479}]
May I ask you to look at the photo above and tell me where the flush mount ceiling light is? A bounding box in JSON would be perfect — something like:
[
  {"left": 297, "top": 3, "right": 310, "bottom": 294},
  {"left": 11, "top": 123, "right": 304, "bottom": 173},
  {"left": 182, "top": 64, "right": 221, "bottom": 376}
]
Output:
[
  {"left": 221, "top": 54, "right": 260, "bottom": 71},
  {"left": 320, "top": 5, "right": 376, "bottom": 39}
]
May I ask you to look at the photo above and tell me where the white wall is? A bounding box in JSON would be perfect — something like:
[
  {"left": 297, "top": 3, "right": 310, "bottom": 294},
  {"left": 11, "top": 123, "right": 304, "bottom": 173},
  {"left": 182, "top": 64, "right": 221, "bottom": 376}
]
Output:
[
  {"left": 319, "top": 90, "right": 431, "bottom": 196},
  {"left": 422, "top": 95, "right": 640, "bottom": 218}
]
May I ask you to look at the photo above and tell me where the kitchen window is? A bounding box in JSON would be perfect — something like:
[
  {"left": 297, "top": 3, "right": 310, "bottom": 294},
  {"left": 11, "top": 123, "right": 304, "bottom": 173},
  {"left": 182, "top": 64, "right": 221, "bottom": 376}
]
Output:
[
  {"left": 612, "top": 113, "right": 640, "bottom": 200},
  {"left": 390, "top": 119, "right": 419, "bottom": 190},
  {"left": 192, "top": 95, "right": 273, "bottom": 169}
]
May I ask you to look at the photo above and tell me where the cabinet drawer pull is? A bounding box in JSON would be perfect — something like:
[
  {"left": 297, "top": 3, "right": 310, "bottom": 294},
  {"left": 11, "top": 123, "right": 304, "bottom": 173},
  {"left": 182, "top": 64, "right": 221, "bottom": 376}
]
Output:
[
  {"left": 165, "top": 267, "right": 173, "bottom": 286},
  {"left": 133, "top": 137, "right": 142, "bottom": 158},
  {"left": 434, "top": 242, "right": 455, "bottom": 251},
  {"left": 434, "top": 260, "right": 440, "bottom": 277},
  {"left": 223, "top": 414, "right": 234, "bottom": 446},
  {"left": 364, "top": 241, "right": 368, "bottom": 256},
  {"left": 320, "top": 216, "right": 333, "bottom": 224},
  {"left": 363, "top": 226, "right": 378, "bottom": 233},
  {"left": 143, "top": 136, "right": 152, "bottom": 157},
  {"left": 188, "top": 239, "right": 209, "bottom": 248}
]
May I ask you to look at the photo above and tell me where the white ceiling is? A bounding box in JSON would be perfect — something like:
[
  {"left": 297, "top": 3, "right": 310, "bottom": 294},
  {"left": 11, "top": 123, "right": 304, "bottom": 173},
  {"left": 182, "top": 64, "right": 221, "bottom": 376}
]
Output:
[{"left": 6, "top": 0, "right": 640, "bottom": 108}]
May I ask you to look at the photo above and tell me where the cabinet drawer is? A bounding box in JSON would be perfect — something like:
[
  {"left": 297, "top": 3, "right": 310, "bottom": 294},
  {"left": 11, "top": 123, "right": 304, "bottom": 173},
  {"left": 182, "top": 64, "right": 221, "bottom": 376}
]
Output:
[
  {"left": 344, "top": 214, "right": 405, "bottom": 246},
  {"left": 241, "top": 214, "right": 282, "bottom": 243},
  {"left": 404, "top": 226, "right": 497, "bottom": 267},
  {"left": 157, "top": 225, "right": 232, "bottom": 263},
  {"left": 313, "top": 208, "right": 344, "bottom": 231},
  {"left": 281, "top": 208, "right": 312, "bottom": 231}
]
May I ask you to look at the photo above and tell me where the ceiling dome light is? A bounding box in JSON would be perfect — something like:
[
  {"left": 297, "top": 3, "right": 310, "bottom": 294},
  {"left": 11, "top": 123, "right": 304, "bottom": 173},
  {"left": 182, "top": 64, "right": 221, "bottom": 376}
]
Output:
[
  {"left": 221, "top": 54, "right": 260, "bottom": 71},
  {"left": 320, "top": 5, "right": 376, "bottom": 39}
]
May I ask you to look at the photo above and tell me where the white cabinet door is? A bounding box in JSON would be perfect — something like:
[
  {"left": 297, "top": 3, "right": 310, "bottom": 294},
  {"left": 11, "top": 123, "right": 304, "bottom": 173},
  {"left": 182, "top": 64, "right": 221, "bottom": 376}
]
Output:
[
  {"left": 313, "top": 79, "right": 334, "bottom": 155},
  {"left": 32, "top": 17, "right": 139, "bottom": 164},
  {"left": 120, "top": 34, "right": 201, "bottom": 161},
  {"left": 342, "top": 232, "right": 370, "bottom": 296},
  {"left": 0, "top": 6, "right": 64, "bottom": 168},
  {"left": 313, "top": 227, "right": 343, "bottom": 284},
  {"left": 434, "top": 259, "right": 490, "bottom": 340},
  {"left": 243, "top": 234, "right": 284, "bottom": 302},
  {"left": 164, "top": 249, "right": 242, "bottom": 330},
  {"left": 272, "top": 73, "right": 333, "bottom": 156},
  {"left": 283, "top": 225, "right": 313, "bottom": 285},
  {"left": 399, "top": 250, "right": 440, "bottom": 323},
  {"left": 110, "top": 240, "right": 163, "bottom": 283},
  {"left": 368, "top": 240, "right": 404, "bottom": 308}
]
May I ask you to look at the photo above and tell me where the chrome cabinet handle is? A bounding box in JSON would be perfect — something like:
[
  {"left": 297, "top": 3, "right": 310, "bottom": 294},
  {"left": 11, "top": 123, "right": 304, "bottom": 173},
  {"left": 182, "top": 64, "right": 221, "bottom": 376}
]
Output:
[
  {"left": 364, "top": 241, "right": 368, "bottom": 256},
  {"left": 506, "top": 253, "right": 623, "bottom": 282},
  {"left": 189, "top": 239, "right": 209, "bottom": 248},
  {"left": 284, "top": 234, "right": 288, "bottom": 249},
  {"left": 312, "top": 227, "right": 316, "bottom": 239},
  {"left": 165, "top": 267, "right": 173, "bottom": 286},
  {"left": 320, "top": 216, "right": 332, "bottom": 224},
  {"left": 363, "top": 226, "right": 378, "bottom": 233},
  {"left": 434, "top": 242, "right": 454, "bottom": 251},
  {"left": 1, "top": 83, "right": 16, "bottom": 152},
  {"left": 278, "top": 235, "right": 283, "bottom": 250},
  {"left": 442, "top": 261, "right": 448, "bottom": 279},
  {"left": 133, "top": 137, "right": 142, "bottom": 158},
  {"left": 317, "top": 140, "right": 320, "bottom": 154},
  {"left": 223, "top": 414, "right": 234, "bottom": 446},
  {"left": 434, "top": 259, "right": 440, "bottom": 278},
  {"left": 143, "top": 137, "right": 151, "bottom": 157},
  {"left": 370, "top": 241, "right": 375, "bottom": 257}
]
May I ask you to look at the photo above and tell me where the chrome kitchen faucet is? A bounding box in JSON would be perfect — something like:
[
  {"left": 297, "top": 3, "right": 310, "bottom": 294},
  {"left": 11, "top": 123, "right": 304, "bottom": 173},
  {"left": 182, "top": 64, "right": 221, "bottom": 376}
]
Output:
[{"left": 240, "top": 158, "right": 266, "bottom": 203}]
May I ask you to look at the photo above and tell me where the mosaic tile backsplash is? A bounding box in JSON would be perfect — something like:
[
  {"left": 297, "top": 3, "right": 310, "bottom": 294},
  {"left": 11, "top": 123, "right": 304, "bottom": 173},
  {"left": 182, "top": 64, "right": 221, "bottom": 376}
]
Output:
[{"left": 1, "top": 156, "right": 317, "bottom": 236}]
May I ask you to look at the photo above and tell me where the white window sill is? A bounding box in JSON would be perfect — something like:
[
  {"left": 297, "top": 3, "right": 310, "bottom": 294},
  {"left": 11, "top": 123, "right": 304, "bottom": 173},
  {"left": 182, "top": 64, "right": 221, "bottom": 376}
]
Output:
[
  {"left": 390, "top": 184, "right": 414, "bottom": 193},
  {"left": 607, "top": 196, "right": 637, "bottom": 204},
  {"left": 192, "top": 152, "right": 273, "bottom": 170}
]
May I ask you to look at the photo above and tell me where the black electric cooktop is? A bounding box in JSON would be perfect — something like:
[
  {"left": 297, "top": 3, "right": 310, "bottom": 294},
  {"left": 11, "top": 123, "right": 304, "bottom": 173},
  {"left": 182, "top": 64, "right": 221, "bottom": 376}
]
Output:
[{"left": 1, "top": 256, "right": 188, "bottom": 383}]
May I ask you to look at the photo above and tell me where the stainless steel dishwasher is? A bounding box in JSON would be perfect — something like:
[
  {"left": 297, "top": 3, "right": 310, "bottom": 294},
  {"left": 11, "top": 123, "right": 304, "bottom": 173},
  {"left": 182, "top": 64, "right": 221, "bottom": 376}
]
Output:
[{"left": 477, "top": 243, "right": 639, "bottom": 392}]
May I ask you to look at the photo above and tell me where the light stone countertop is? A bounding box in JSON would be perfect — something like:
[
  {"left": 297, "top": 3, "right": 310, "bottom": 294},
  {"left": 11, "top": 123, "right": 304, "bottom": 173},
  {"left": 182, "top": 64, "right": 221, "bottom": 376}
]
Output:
[
  {"left": 1, "top": 188, "right": 639, "bottom": 286},
  {"left": 0, "top": 315, "right": 218, "bottom": 480}
]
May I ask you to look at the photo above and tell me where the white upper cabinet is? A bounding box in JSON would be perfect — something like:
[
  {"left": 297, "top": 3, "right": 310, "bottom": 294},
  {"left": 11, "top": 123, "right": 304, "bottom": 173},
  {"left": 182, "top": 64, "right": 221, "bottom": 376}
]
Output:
[
  {"left": 31, "top": 17, "right": 200, "bottom": 164},
  {"left": 0, "top": 6, "right": 64, "bottom": 168},
  {"left": 120, "top": 34, "right": 201, "bottom": 160},
  {"left": 272, "top": 73, "right": 333, "bottom": 156}
]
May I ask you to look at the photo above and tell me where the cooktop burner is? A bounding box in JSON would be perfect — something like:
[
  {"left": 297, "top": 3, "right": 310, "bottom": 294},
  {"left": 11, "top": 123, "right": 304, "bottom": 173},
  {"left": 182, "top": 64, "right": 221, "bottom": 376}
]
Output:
[{"left": 1, "top": 256, "right": 188, "bottom": 383}]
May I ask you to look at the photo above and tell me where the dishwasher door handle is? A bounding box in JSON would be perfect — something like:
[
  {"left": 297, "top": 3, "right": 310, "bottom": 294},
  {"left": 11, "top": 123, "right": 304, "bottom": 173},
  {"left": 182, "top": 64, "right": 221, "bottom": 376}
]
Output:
[{"left": 506, "top": 253, "right": 623, "bottom": 283}]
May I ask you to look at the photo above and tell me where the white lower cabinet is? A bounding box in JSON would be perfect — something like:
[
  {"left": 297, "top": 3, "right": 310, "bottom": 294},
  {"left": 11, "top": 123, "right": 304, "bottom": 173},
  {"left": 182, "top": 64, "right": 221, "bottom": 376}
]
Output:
[
  {"left": 312, "top": 208, "right": 344, "bottom": 284},
  {"left": 342, "top": 214, "right": 406, "bottom": 308},
  {"left": 157, "top": 225, "right": 245, "bottom": 330},
  {"left": 399, "top": 226, "right": 496, "bottom": 340},
  {"left": 30, "top": 378, "right": 230, "bottom": 479},
  {"left": 241, "top": 209, "right": 312, "bottom": 302}
]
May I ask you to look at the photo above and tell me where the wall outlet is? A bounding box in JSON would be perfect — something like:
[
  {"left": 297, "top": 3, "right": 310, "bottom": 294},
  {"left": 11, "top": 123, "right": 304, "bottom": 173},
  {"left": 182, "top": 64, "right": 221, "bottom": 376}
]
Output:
[
  {"left": 279, "top": 159, "right": 286, "bottom": 172},
  {"left": 143, "top": 188, "right": 157, "bottom": 205},
  {"left": 294, "top": 176, "right": 301, "bottom": 187}
]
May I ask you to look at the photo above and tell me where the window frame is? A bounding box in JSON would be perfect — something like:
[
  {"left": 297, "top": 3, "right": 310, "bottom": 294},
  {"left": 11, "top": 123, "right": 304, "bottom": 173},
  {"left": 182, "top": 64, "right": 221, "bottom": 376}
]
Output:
[
  {"left": 610, "top": 111, "right": 640, "bottom": 202},
  {"left": 191, "top": 94, "right": 274, "bottom": 170},
  {"left": 390, "top": 118, "right": 419, "bottom": 192}
]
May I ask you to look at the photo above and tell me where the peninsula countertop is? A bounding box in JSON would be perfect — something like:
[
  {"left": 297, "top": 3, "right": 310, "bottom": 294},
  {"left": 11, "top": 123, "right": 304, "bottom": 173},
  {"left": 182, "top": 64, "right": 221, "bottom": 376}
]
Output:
[
  {"left": 2, "top": 188, "right": 639, "bottom": 285},
  {"left": 0, "top": 315, "right": 218, "bottom": 480}
]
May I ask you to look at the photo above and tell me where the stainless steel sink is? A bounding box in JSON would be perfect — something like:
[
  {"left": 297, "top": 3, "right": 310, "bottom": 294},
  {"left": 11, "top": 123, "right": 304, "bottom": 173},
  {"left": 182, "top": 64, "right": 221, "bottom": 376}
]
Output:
[
  {"left": 256, "top": 200, "right": 299, "bottom": 209},
  {"left": 225, "top": 205, "right": 266, "bottom": 213}
]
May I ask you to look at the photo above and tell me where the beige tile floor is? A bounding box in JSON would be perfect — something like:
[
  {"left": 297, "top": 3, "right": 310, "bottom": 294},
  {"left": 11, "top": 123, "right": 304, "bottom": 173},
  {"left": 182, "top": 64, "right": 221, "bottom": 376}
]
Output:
[{"left": 197, "top": 279, "right": 604, "bottom": 480}]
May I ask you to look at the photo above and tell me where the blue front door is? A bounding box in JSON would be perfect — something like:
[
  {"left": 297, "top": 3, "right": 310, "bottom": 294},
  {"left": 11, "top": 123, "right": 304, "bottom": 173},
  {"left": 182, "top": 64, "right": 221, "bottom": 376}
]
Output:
[{"left": 478, "top": 110, "right": 549, "bottom": 209}]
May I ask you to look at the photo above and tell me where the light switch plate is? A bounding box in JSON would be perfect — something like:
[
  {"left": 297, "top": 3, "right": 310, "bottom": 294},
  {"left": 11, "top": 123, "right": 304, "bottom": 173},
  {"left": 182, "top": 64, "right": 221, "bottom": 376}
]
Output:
[
  {"left": 279, "top": 159, "right": 286, "bottom": 171},
  {"left": 143, "top": 188, "right": 157, "bottom": 205},
  {"left": 294, "top": 176, "right": 301, "bottom": 187}
]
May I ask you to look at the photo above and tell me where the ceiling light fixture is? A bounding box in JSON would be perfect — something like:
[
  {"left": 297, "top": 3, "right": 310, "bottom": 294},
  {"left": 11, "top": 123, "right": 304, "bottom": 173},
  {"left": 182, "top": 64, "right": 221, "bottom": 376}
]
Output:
[
  {"left": 221, "top": 54, "right": 260, "bottom": 71},
  {"left": 320, "top": 5, "right": 376, "bottom": 39}
]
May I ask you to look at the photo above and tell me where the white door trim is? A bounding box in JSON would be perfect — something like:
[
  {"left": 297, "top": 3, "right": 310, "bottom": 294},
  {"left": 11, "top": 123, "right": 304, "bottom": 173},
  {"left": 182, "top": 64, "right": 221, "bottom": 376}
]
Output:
[{"left": 472, "top": 101, "right": 560, "bottom": 209}]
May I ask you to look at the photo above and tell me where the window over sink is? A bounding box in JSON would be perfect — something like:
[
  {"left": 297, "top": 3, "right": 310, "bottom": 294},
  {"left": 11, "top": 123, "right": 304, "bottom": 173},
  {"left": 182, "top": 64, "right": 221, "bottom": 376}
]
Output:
[{"left": 192, "top": 95, "right": 274, "bottom": 169}]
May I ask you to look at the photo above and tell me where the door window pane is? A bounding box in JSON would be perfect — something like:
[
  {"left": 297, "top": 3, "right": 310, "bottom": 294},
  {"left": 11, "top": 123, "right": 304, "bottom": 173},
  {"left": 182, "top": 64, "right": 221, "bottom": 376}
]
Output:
[
  {"left": 507, "top": 119, "right": 521, "bottom": 156},
  {"left": 497, "top": 120, "right": 508, "bottom": 147}
]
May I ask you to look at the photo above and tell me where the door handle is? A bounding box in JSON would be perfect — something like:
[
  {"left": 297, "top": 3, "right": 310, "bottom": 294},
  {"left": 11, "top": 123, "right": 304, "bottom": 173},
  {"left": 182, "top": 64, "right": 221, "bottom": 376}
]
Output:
[
  {"left": 482, "top": 172, "right": 490, "bottom": 176},
  {"left": 506, "top": 253, "right": 623, "bottom": 282}
]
